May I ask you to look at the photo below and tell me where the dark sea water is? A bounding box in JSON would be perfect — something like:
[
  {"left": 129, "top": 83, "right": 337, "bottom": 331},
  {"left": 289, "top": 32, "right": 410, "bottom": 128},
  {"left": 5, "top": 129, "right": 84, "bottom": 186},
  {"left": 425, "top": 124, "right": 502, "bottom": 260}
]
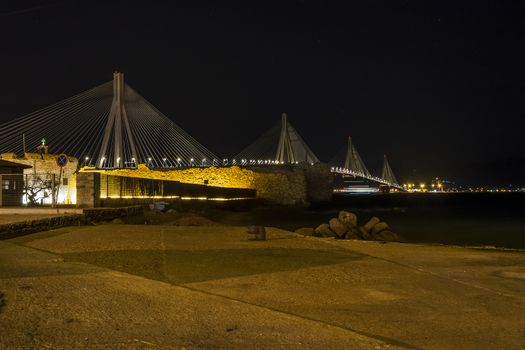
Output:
[
  {"left": 213, "top": 193, "right": 525, "bottom": 249},
  {"left": 328, "top": 193, "right": 525, "bottom": 249}
]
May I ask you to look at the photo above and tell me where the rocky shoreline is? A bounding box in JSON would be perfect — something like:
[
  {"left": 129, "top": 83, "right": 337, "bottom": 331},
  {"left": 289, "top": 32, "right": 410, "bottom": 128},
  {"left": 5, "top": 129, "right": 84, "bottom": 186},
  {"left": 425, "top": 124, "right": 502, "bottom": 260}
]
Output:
[{"left": 295, "top": 210, "right": 399, "bottom": 242}]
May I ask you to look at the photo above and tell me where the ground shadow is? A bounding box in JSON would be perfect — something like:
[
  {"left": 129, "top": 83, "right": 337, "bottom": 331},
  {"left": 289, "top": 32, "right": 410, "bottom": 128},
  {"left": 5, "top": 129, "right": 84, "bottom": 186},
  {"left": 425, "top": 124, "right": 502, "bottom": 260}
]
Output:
[{"left": 63, "top": 248, "right": 364, "bottom": 284}]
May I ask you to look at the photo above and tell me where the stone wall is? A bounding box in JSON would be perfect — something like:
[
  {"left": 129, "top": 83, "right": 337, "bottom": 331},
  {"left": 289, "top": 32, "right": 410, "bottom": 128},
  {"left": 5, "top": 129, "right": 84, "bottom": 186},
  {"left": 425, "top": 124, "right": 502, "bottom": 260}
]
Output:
[
  {"left": 250, "top": 166, "right": 309, "bottom": 206},
  {"left": 76, "top": 172, "right": 100, "bottom": 208},
  {"left": 302, "top": 163, "right": 334, "bottom": 202},
  {"left": 0, "top": 206, "right": 144, "bottom": 240},
  {"left": 0, "top": 214, "right": 85, "bottom": 239},
  {"left": 83, "top": 205, "right": 143, "bottom": 222},
  {"left": 77, "top": 163, "right": 333, "bottom": 207}
]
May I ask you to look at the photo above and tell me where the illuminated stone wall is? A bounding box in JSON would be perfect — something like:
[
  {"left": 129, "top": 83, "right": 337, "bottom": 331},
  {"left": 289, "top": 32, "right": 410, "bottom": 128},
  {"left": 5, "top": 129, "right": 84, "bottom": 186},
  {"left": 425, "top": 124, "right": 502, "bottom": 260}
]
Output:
[
  {"left": 76, "top": 172, "right": 100, "bottom": 208},
  {"left": 302, "top": 162, "right": 334, "bottom": 202},
  {"left": 79, "top": 163, "right": 332, "bottom": 206}
]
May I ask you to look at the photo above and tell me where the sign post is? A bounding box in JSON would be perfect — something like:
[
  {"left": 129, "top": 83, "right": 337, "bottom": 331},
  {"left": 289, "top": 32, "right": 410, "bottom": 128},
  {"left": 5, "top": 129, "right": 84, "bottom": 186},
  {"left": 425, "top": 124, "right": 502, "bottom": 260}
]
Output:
[{"left": 54, "top": 154, "right": 68, "bottom": 207}]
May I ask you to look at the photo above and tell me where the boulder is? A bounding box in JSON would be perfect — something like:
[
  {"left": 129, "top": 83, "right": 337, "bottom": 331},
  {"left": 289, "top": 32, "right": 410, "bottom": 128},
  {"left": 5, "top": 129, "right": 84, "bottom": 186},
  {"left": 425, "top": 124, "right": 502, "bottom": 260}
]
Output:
[
  {"left": 372, "top": 230, "right": 399, "bottom": 242},
  {"left": 329, "top": 218, "right": 348, "bottom": 238},
  {"left": 338, "top": 211, "right": 357, "bottom": 228},
  {"left": 295, "top": 227, "right": 315, "bottom": 236},
  {"left": 344, "top": 228, "right": 360, "bottom": 240},
  {"left": 314, "top": 224, "right": 335, "bottom": 237},
  {"left": 357, "top": 226, "right": 371, "bottom": 240},
  {"left": 371, "top": 221, "right": 390, "bottom": 235},
  {"left": 363, "top": 217, "right": 380, "bottom": 232}
]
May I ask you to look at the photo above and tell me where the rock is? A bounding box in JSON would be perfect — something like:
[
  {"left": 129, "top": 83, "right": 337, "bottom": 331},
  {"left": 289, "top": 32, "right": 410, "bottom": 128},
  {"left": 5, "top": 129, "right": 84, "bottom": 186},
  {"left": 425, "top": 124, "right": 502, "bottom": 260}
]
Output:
[
  {"left": 166, "top": 209, "right": 177, "bottom": 214},
  {"left": 329, "top": 218, "right": 348, "bottom": 238},
  {"left": 371, "top": 222, "right": 389, "bottom": 235},
  {"left": 314, "top": 224, "right": 335, "bottom": 237},
  {"left": 344, "top": 228, "right": 360, "bottom": 240},
  {"left": 111, "top": 218, "right": 124, "bottom": 224},
  {"left": 338, "top": 211, "right": 357, "bottom": 228},
  {"left": 363, "top": 217, "right": 380, "bottom": 232},
  {"left": 295, "top": 227, "right": 315, "bottom": 236},
  {"left": 372, "top": 230, "right": 399, "bottom": 242},
  {"left": 357, "top": 226, "right": 371, "bottom": 240}
]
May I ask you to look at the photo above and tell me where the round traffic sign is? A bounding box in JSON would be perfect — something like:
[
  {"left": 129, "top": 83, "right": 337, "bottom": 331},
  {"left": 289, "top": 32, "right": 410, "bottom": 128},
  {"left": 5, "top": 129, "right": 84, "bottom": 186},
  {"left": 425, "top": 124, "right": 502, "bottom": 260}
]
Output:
[{"left": 56, "top": 154, "right": 68, "bottom": 167}]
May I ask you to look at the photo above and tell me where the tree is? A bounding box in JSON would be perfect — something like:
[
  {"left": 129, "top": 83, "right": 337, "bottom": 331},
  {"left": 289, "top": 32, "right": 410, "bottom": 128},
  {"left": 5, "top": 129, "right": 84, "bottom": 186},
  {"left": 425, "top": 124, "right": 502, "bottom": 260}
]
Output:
[{"left": 23, "top": 175, "right": 55, "bottom": 206}]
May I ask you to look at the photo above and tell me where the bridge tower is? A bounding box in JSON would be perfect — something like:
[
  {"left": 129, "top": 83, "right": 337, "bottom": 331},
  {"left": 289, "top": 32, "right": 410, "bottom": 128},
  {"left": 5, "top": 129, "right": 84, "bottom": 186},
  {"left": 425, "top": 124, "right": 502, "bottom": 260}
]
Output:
[
  {"left": 275, "top": 113, "right": 296, "bottom": 163},
  {"left": 275, "top": 113, "right": 319, "bottom": 164},
  {"left": 97, "top": 71, "right": 138, "bottom": 168},
  {"left": 344, "top": 136, "right": 371, "bottom": 177},
  {"left": 381, "top": 155, "right": 398, "bottom": 186},
  {"left": 237, "top": 113, "right": 318, "bottom": 164}
]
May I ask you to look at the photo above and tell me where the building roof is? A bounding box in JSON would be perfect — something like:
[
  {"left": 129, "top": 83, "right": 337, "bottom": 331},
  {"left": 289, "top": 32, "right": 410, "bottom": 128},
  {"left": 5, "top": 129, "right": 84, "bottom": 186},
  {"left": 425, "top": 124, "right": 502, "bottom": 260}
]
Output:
[{"left": 0, "top": 159, "right": 32, "bottom": 169}]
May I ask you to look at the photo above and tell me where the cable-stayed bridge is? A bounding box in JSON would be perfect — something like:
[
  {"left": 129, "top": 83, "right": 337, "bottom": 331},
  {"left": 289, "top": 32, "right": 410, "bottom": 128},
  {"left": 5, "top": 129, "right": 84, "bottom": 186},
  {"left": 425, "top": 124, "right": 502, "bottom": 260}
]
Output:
[
  {"left": 330, "top": 137, "right": 403, "bottom": 191},
  {"left": 237, "top": 117, "right": 403, "bottom": 190},
  {"left": 0, "top": 72, "right": 403, "bottom": 190},
  {"left": 0, "top": 72, "right": 216, "bottom": 168}
]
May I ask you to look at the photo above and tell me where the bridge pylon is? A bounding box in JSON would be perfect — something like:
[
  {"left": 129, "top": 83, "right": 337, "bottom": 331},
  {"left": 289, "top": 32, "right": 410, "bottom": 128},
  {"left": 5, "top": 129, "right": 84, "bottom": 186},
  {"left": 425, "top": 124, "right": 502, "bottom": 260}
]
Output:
[
  {"left": 381, "top": 154, "right": 399, "bottom": 186},
  {"left": 236, "top": 113, "right": 318, "bottom": 164},
  {"left": 343, "top": 136, "right": 371, "bottom": 177},
  {"left": 276, "top": 113, "right": 296, "bottom": 163},
  {"left": 97, "top": 71, "right": 138, "bottom": 168}
]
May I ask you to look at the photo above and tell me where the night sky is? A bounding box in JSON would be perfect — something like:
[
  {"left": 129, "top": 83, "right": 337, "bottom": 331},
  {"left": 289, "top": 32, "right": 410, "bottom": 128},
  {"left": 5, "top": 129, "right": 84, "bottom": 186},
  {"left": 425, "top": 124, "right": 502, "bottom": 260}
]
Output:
[{"left": 1, "top": 1, "right": 524, "bottom": 185}]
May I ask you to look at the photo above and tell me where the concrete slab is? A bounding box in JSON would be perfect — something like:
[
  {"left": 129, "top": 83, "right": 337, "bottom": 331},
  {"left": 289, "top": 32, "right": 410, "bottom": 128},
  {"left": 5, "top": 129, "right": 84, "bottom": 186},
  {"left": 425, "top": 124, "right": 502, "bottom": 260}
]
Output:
[
  {"left": 0, "top": 241, "right": 387, "bottom": 349},
  {"left": 2, "top": 224, "right": 525, "bottom": 349}
]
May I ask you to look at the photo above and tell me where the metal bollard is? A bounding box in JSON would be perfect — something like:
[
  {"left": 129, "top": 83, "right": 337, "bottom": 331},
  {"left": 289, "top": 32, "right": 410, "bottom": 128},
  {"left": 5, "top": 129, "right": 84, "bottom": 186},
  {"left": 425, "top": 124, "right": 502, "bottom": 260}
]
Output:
[{"left": 247, "top": 226, "right": 266, "bottom": 241}]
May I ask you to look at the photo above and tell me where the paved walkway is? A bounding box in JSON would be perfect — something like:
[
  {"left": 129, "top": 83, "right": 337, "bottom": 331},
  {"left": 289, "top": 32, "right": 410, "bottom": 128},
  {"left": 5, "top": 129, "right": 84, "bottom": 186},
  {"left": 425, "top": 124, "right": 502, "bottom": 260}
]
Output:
[{"left": 1, "top": 225, "right": 524, "bottom": 349}]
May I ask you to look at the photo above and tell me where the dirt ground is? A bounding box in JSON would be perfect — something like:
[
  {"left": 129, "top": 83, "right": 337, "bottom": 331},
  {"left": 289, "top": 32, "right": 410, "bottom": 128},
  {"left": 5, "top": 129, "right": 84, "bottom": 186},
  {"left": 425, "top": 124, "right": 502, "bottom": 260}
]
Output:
[{"left": 1, "top": 223, "right": 525, "bottom": 349}]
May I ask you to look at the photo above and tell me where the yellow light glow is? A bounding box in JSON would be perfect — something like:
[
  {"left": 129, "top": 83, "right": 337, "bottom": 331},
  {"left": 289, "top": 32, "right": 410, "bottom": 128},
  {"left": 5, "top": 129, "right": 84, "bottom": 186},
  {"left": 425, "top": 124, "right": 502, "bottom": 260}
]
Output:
[
  {"left": 99, "top": 195, "right": 252, "bottom": 201},
  {"left": 100, "top": 195, "right": 181, "bottom": 199}
]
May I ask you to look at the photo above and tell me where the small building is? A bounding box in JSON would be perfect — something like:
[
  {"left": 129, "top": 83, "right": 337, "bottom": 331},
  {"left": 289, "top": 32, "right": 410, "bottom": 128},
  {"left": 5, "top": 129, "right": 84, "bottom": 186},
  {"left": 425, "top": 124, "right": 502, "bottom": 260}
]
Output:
[
  {"left": 0, "top": 152, "right": 78, "bottom": 205},
  {"left": 0, "top": 159, "right": 31, "bottom": 206}
]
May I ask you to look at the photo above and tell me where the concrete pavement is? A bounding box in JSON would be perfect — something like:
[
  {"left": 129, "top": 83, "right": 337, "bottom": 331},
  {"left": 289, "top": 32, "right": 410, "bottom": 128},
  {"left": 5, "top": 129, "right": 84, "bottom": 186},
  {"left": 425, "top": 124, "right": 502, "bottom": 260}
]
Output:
[{"left": 1, "top": 224, "right": 525, "bottom": 349}]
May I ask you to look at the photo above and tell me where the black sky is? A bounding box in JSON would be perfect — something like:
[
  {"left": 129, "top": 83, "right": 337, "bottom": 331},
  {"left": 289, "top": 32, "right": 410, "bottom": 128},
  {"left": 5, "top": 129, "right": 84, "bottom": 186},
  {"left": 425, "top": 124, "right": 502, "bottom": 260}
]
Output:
[{"left": 1, "top": 0, "right": 524, "bottom": 185}]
